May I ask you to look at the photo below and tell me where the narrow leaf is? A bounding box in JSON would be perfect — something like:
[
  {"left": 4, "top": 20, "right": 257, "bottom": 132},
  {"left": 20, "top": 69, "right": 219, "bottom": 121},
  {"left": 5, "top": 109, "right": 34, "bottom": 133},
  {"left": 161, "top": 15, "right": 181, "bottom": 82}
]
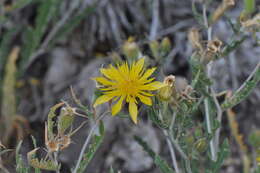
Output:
[
  {"left": 76, "top": 133, "right": 105, "bottom": 173},
  {"left": 134, "top": 136, "right": 175, "bottom": 173}
]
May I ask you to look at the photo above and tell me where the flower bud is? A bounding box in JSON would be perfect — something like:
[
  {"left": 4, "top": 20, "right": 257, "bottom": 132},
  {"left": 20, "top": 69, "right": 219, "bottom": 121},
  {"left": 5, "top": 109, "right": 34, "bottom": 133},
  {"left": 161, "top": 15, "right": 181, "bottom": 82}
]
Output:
[
  {"left": 184, "top": 135, "right": 195, "bottom": 146},
  {"left": 158, "top": 86, "right": 172, "bottom": 101},
  {"left": 149, "top": 40, "right": 160, "bottom": 58},
  {"left": 160, "top": 37, "right": 171, "bottom": 54},
  {"left": 158, "top": 75, "right": 175, "bottom": 101},
  {"left": 122, "top": 38, "right": 140, "bottom": 60},
  {"left": 249, "top": 129, "right": 260, "bottom": 148},
  {"left": 194, "top": 138, "right": 207, "bottom": 153}
]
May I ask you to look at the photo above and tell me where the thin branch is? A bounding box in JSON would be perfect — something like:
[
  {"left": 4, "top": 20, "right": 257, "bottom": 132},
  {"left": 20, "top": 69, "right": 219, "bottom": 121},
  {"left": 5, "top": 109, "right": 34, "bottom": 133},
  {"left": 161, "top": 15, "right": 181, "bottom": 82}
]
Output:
[
  {"left": 158, "top": 109, "right": 181, "bottom": 173},
  {"left": 235, "top": 62, "right": 260, "bottom": 94},
  {"left": 204, "top": 98, "right": 217, "bottom": 161},
  {"left": 72, "top": 111, "right": 109, "bottom": 173},
  {"left": 164, "top": 131, "right": 181, "bottom": 173},
  {"left": 149, "top": 0, "right": 160, "bottom": 40},
  {"left": 203, "top": 3, "right": 217, "bottom": 161},
  {"left": 168, "top": 133, "right": 188, "bottom": 161},
  {"left": 221, "top": 62, "right": 260, "bottom": 110},
  {"left": 211, "top": 87, "right": 223, "bottom": 152}
]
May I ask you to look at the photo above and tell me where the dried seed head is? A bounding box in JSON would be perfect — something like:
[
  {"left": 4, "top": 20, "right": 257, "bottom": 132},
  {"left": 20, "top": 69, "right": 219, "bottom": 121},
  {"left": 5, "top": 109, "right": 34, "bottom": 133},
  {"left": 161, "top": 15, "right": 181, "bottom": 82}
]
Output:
[
  {"left": 241, "top": 13, "right": 260, "bottom": 31},
  {"left": 211, "top": 0, "right": 235, "bottom": 25},
  {"left": 46, "top": 140, "right": 59, "bottom": 153},
  {"left": 174, "top": 77, "right": 188, "bottom": 93},
  {"left": 188, "top": 27, "right": 203, "bottom": 52},
  {"left": 202, "top": 38, "right": 223, "bottom": 64},
  {"left": 59, "top": 135, "right": 71, "bottom": 150},
  {"left": 27, "top": 148, "right": 59, "bottom": 171},
  {"left": 163, "top": 75, "right": 175, "bottom": 87},
  {"left": 206, "top": 38, "right": 223, "bottom": 53}
]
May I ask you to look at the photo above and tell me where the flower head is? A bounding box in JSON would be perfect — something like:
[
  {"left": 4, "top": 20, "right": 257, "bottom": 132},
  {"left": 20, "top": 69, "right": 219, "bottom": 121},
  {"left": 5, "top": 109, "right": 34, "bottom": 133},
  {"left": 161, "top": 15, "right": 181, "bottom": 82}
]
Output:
[{"left": 93, "top": 58, "right": 164, "bottom": 123}]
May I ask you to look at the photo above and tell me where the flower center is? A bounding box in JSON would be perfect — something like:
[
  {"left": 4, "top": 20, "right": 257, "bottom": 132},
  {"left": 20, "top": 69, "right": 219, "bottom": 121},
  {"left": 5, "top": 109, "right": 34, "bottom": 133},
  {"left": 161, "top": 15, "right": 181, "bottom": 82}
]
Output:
[{"left": 119, "top": 79, "right": 139, "bottom": 96}]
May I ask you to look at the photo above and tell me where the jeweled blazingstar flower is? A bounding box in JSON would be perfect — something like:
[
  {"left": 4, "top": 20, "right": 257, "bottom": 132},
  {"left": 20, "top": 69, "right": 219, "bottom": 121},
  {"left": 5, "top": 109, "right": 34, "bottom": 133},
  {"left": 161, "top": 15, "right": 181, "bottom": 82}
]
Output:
[{"left": 93, "top": 58, "right": 164, "bottom": 124}]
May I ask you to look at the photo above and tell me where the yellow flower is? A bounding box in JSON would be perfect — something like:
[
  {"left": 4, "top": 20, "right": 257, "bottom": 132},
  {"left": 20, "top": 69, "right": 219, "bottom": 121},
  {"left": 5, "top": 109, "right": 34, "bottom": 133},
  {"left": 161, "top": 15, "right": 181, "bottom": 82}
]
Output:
[{"left": 93, "top": 58, "right": 164, "bottom": 124}]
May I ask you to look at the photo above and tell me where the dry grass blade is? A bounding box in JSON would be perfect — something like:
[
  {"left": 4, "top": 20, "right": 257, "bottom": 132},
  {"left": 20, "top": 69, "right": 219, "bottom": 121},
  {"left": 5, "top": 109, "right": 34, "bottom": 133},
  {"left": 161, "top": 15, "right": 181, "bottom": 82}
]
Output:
[
  {"left": 226, "top": 92, "right": 250, "bottom": 173},
  {"left": 1, "top": 46, "right": 20, "bottom": 143}
]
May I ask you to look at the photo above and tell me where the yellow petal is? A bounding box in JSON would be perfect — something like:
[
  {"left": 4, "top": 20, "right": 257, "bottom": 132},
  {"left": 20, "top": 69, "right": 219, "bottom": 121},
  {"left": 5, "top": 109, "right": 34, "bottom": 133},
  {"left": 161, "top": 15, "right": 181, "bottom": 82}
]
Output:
[
  {"left": 111, "top": 96, "right": 125, "bottom": 116},
  {"left": 140, "top": 81, "right": 166, "bottom": 90},
  {"left": 132, "top": 58, "right": 145, "bottom": 78},
  {"left": 94, "top": 77, "right": 115, "bottom": 86},
  {"left": 100, "top": 66, "right": 123, "bottom": 82},
  {"left": 137, "top": 94, "right": 152, "bottom": 105},
  {"left": 93, "top": 94, "right": 114, "bottom": 107},
  {"left": 139, "top": 91, "right": 154, "bottom": 97},
  {"left": 139, "top": 67, "right": 156, "bottom": 81},
  {"left": 129, "top": 99, "right": 138, "bottom": 124}
]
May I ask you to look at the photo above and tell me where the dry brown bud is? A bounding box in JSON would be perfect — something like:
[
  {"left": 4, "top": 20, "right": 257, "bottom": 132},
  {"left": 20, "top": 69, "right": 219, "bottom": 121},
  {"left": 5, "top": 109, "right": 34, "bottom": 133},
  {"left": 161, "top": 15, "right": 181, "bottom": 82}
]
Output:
[
  {"left": 188, "top": 27, "right": 203, "bottom": 52},
  {"left": 46, "top": 140, "right": 59, "bottom": 153},
  {"left": 58, "top": 135, "right": 71, "bottom": 150},
  {"left": 241, "top": 13, "right": 260, "bottom": 31},
  {"left": 206, "top": 38, "right": 223, "bottom": 53},
  {"left": 163, "top": 75, "right": 175, "bottom": 87},
  {"left": 211, "top": 0, "right": 235, "bottom": 25},
  {"left": 202, "top": 38, "right": 223, "bottom": 64}
]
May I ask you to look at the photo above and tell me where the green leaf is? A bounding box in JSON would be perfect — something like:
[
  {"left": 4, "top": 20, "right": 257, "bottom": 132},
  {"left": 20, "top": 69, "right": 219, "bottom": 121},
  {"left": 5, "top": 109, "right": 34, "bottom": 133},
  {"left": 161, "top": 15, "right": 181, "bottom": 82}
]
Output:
[
  {"left": 134, "top": 136, "right": 175, "bottom": 173},
  {"left": 190, "top": 54, "right": 212, "bottom": 96},
  {"left": 16, "top": 141, "right": 30, "bottom": 173},
  {"left": 109, "top": 166, "right": 116, "bottom": 173},
  {"left": 210, "top": 139, "right": 230, "bottom": 173},
  {"left": 49, "top": 4, "right": 97, "bottom": 48},
  {"left": 148, "top": 106, "right": 169, "bottom": 129},
  {"left": 221, "top": 36, "right": 247, "bottom": 57},
  {"left": 47, "top": 102, "right": 64, "bottom": 140},
  {"left": 99, "top": 120, "right": 105, "bottom": 136},
  {"left": 191, "top": 2, "right": 204, "bottom": 26},
  {"left": 76, "top": 131, "right": 105, "bottom": 173},
  {"left": 21, "top": 0, "right": 59, "bottom": 69},
  {"left": 221, "top": 64, "right": 260, "bottom": 110},
  {"left": 0, "top": 28, "right": 18, "bottom": 78},
  {"left": 244, "top": 0, "right": 255, "bottom": 15},
  {"left": 30, "top": 136, "right": 41, "bottom": 173}
]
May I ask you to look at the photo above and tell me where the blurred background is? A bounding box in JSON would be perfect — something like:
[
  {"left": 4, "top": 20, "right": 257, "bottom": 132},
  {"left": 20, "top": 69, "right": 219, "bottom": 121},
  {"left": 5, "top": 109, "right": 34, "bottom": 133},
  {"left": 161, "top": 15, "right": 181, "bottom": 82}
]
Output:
[{"left": 0, "top": 0, "right": 259, "bottom": 172}]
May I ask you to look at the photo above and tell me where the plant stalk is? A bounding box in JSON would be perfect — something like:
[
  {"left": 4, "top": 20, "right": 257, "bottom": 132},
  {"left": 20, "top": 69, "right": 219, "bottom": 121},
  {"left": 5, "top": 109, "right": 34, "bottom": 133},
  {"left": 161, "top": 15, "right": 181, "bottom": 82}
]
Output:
[{"left": 73, "top": 111, "right": 108, "bottom": 173}]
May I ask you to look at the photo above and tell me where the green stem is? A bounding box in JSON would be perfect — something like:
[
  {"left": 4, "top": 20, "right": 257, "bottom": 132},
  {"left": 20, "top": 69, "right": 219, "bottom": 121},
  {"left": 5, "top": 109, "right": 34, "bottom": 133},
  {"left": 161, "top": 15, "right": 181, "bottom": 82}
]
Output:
[
  {"left": 221, "top": 62, "right": 260, "bottom": 110},
  {"left": 204, "top": 97, "right": 217, "bottom": 161}
]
